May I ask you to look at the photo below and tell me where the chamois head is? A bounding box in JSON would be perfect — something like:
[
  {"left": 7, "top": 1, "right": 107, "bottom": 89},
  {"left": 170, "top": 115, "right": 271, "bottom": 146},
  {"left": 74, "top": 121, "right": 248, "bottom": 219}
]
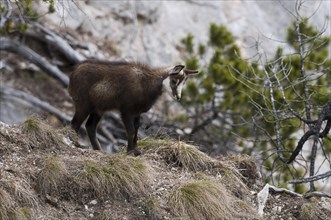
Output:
[{"left": 168, "top": 65, "right": 199, "bottom": 100}]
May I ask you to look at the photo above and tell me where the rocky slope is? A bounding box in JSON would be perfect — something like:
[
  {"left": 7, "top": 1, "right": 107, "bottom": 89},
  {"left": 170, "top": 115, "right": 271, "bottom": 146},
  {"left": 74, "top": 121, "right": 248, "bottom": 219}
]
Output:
[
  {"left": 1, "top": 119, "right": 331, "bottom": 220},
  {"left": 2, "top": 0, "right": 330, "bottom": 125}
]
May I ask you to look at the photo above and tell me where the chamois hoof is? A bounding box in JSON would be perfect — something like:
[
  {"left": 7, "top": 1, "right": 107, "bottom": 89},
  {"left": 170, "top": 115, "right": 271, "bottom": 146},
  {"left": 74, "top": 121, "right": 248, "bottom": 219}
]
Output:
[{"left": 127, "top": 149, "right": 142, "bottom": 157}]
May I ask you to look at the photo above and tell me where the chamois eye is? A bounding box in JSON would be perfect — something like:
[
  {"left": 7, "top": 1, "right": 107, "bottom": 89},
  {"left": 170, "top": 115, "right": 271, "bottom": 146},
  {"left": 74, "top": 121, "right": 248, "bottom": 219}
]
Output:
[{"left": 171, "top": 79, "right": 177, "bottom": 84}]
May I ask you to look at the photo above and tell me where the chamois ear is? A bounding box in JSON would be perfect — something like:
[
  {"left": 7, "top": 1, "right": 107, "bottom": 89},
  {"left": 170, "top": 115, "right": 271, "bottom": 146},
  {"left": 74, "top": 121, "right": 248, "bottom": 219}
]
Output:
[
  {"left": 169, "top": 65, "right": 185, "bottom": 75},
  {"left": 184, "top": 69, "right": 199, "bottom": 75}
]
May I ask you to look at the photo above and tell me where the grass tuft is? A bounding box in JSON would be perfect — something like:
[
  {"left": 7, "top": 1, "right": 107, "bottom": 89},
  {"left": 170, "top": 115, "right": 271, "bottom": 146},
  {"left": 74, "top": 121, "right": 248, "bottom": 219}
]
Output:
[
  {"left": 17, "top": 207, "right": 32, "bottom": 220},
  {"left": 76, "top": 155, "right": 152, "bottom": 200},
  {"left": 138, "top": 198, "right": 162, "bottom": 220},
  {"left": 21, "top": 117, "right": 63, "bottom": 149},
  {"left": 0, "top": 178, "right": 39, "bottom": 220},
  {"left": 224, "top": 155, "right": 260, "bottom": 185},
  {"left": 36, "top": 155, "right": 67, "bottom": 196},
  {"left": 168, "top": 179, "right": 235, "bottom": 220},
  {"left": 300, "top": 202, "right": 326, "bottom": 220},
  {"left": 140, "top": 138, "right": 251, "bottom": 199},
  {"left": 140, "top": 138, "right": 216, "bottom": 171},
  {"left": 0, "top": 187, "right": 15, "bottom": 220}
]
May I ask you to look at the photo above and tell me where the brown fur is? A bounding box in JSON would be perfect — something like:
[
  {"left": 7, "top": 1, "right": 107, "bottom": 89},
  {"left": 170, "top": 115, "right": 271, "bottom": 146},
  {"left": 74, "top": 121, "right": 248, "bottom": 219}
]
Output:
[
  {"left": 69, "top": 61, "right": 166, "bottom": 115},
  {"left": 69, "top": 60, "right": 193, "bottom": 155}
]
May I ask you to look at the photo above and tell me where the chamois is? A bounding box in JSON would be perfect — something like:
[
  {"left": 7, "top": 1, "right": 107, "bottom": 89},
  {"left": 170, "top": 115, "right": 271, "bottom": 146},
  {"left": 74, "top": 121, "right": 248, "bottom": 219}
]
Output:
[{"left": 69, "top": 60, "right": 198, "bottom": 156}]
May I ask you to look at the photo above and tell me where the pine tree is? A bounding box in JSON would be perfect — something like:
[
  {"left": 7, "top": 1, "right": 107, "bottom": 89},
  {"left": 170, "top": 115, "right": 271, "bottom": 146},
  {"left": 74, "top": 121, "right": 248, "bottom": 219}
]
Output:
[{"left": 179, "top": 19, "right": 330, "bottom": 192}]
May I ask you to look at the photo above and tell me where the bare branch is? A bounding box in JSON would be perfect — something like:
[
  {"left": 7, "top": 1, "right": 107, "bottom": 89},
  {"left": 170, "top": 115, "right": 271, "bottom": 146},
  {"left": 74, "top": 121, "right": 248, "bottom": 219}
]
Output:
[
  {"left": 288, "top": 170, "right": 331, "bottom": 184},
  {"left": 0, "top": 37, "right": 69, "bottom": 86},
  {"left": 287, "top": 101, "right": 331, "bottom": 164},
  {"left": 303, "top": 191, "right": 331, "bottom": 199},
  {"left": 320, "top": 119, "right": 331, "bottom": 138},
  {"left": 268, "top": 184, "right": 302, "bottom": 197},
  {"left": 31, "top": 23, "right": 86, "bottom": 64},
  {"left": 0, "top": 0, "right": 12, "bottom": 28},
  {"left": 287, "top": 129, "right": 316, "bottom": 164},
  {"left": 0, "top": 86, "right": 71, "bottom": 123}
]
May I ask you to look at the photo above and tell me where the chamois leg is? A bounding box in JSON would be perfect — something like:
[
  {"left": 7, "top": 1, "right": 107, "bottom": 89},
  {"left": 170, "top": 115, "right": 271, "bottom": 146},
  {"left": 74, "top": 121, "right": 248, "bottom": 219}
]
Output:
[
  {"left": 86, "top": 112, "right": 102, "bottom": 150},
  {"left": 71, "top": 106, "right": 90, "bottom": 132},
  {"left": 133, "top": 115, "right": 141, "bottom": 148},
  {"left": 122, "top": 114, "right": 141, "bottom": 156}
]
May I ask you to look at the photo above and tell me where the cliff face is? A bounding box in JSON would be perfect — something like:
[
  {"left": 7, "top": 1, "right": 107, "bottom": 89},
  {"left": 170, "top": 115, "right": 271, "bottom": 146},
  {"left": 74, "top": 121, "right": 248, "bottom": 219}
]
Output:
[{"left": 41, "top": 0, "right": 330, "bottom": 65}]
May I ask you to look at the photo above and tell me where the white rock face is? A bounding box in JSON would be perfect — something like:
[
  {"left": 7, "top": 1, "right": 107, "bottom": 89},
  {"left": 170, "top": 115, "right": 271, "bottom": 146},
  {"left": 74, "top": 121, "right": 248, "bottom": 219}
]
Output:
[{"left": 41, "top": 0, "right": 330, "bottom": 66}]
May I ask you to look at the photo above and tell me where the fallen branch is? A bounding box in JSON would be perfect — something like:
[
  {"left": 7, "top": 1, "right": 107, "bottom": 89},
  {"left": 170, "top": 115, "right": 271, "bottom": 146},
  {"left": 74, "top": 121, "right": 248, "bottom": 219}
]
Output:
[
  {"left": 32, "top": 23, "right": 86, "bottom": 64},
  {"left": 268, "top": 184, "right": 302, "bottom": 197},
  {"left": 0, "top": 86, "right": 71, "bottom": 123},
  {"left": 303, "top": 191, "right": 331, "bottom": 199},
  {"left": 263, "top": 184, "right": 331, "bottom": 199},
  {"left": 64, "top": 34, "right": 90, "bottom": 50},
  {"left": 288, "top": 171, "right": 331, "bottom": 184},
  {"left": 0, "top": 37, "right": 69, "bottom": 86}
]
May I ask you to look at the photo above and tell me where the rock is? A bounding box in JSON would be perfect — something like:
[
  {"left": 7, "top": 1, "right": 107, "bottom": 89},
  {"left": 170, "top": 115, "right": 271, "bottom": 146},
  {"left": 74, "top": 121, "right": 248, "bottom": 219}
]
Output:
[
  {"left": 89, "top": 199, "right": 98, "bottom": 205},
  {"left": 0, "top": 96, "right": 40, "bottom": 124},
  {"left": 272, "top": 206, "right": 282, "bottom": 213},
  {"left": 40, "top": 1, "right": 330, "bottom": 66}
]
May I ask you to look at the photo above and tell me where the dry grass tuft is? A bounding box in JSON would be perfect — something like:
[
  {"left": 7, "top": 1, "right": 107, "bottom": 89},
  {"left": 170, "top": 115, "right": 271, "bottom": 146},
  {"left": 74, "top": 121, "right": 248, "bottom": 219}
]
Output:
[
  {"left": 75, "top": 154, "right": 152, "bottom": 200},
  {"left": 233, "top": 200, "right": 257, "bottom": 219},
  {"left": 140, "top": 138, "right": 217, "bottom": 172},
  {"left": 36, "top": 155, "right": 67, "bottom": 196},
  {"left": 224, "top": 155, "right": 260, "bottom": 185},
  {"left": 168, "top": 178, "right": 235, "bottom": 220},
  {"left": 0, "top": 178, "right": 39, "bottom": 220},
  {"left": 59, "top": 126, "right": 79, "bottom": 146},
  {"left": 138, "top": 198, "right": 162, "bottom": 220},
  {"left": 21, "top": 117, "right": 63, "bottom": 149},
  {"left": 0, "top": 187, "right": 15, "bottom": 220},
  {"left": 300, "top": 202, "right": 327, "bottom": 220},
  {"left": 140, "top": 138, "right": 251, "bottom": 199}
]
